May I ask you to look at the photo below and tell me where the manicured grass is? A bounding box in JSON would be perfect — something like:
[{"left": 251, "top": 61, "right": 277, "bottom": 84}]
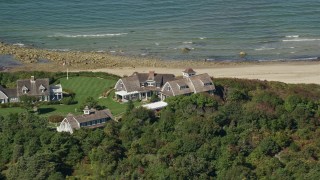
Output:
[{"left": 0, "top": 76, "right": 136, "bottom": 117}]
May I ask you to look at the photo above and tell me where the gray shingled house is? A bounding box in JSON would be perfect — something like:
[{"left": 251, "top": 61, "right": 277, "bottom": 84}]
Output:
[
  {"left": 56, "top": 106, "right": 113, "bottom": 134},
  {"left": 160, "top": 68, "right": 215, "bottom": 100},
  {"left": 0, "top": 76, "right": 63, "bottom": 103},
  {"left": 114, "top": 68, "right": 216, "bottom": 102},
  {"left": 114, "top": 71, "right": 175, "bottom": 102}
]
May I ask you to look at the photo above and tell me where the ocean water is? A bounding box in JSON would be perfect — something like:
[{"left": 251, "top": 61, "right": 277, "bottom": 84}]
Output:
[{"left": 0, "top": 0, "right": 320, "bottom": 61}]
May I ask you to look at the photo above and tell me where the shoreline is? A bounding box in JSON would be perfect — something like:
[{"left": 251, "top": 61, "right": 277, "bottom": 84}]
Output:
[{"left": 1, "top": 42, "right": 320, "bottom": 84}]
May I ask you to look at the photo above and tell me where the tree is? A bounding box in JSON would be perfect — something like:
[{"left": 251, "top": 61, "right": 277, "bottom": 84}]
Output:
[
  {"left": 81, "top": 96, "right": 98, "bottom": 109},
  {"left": 126, "top": 100, "right": 134, "bottom": 114},
  {"left": 19, "top": 95, "right": 38, "bottom": 111},
  {"left": 150, "top": 93, "right": 160, "bottom": 103}
]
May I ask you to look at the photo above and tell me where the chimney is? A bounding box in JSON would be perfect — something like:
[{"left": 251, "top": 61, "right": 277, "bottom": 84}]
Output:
[
  {"left": 148, "top": 71, "right": 155, "bottom": 80},
  {"left": 31, "top": 76, "right": 35, "bottom": 82}
]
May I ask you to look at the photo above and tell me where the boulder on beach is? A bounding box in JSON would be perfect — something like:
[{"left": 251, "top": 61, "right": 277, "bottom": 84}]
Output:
[
  {"left": 181, "top": 47, "right": 191, "bottom": 53},
  {"left": 239, "top": 51, "right": 247, "bottom": 58}
]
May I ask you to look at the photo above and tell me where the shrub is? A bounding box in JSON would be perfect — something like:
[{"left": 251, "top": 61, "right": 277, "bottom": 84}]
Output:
[
  {"left": 61, "top": 97, "right": 77, "bottom": 105},
  {"left": 48, "top": 115, "right": 64, "bottom": 123}
]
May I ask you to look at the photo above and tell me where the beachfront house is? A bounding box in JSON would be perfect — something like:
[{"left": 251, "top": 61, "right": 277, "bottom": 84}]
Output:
[
  {"left": 0, "top": 76, "right": 63, "bottom": 103},
  {"left": 114, "top": 68, "right": 215, "bottom": 102},
  {"left": 114, "top": 71, "right": 175, "bottom": 102},
  {"left": 56, "top": 106, "right": 113, "bottom": 134},
  {"left": 160, "top": 68, "right": 215, "bottom": 100}
]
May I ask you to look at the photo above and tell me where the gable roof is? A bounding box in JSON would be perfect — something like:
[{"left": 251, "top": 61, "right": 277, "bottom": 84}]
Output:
[
  {"left": 74, "top": 109, "right": 113, "bottom": 123},
  {"left": 183, "top": 68, "right": 196, "bottom": 74},
  {"left": 161, "top": 73, "right": 215, "bottom": 96},
  {"left": 189, "top": 73, "right": 215, "bottom": 93},
  {"left": 17, "top": 77, "right": 50, "bottom": 96},
  {"left": 0, "top": 85, "right": 17, "bottom": 98},
  {"left": 120, "top": 71, "right": 175, "bottom": 92}
]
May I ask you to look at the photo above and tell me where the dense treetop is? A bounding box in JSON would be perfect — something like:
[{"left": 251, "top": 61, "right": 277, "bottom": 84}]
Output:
[{"left": 1, "top": 75, "right": 320, "bottom": 179}]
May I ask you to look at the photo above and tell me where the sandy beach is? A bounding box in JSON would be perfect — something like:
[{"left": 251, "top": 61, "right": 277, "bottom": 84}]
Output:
[
  {"left": 90, "top": 62, "right": 320, "bottom": 84},
  {"left": 1, "top": 43, "right": 320, "bottom": 85}
]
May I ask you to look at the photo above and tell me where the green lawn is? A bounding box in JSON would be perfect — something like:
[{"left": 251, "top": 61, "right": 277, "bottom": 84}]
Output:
[{"left": 0, "top": 76, "right": 135, "bottom": 117}]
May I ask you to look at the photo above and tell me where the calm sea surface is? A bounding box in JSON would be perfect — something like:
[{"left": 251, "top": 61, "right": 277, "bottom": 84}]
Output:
[{"left": 1, "top": 0, "right": 320, "bottom": 61}]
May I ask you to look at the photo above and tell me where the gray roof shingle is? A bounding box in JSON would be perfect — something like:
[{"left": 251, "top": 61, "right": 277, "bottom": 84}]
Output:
[
  {"left": 120, "top": 72, "right": 175, "bottom": 92},
  {"left": 74, "top": 109, "right": 113, "bottom": 123},
  {"left": 162, "top": 73, "right": 215, "bottom": 96},
  {"left": 17, "top": 77, "right": 50, "bottom": 97}
]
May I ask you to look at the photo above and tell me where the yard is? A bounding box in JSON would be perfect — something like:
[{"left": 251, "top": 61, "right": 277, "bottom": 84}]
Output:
[{"left": 0, "top": 76, "right": 137, "bottom": 117}]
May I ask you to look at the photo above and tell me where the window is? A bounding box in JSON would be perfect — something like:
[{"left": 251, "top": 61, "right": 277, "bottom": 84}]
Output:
[
  {"left": 39, "top": 84, "right": 46, "bottom": 93},
  {"left": 22, "top": 86, "right": 28, "bottom": 94},
  {"left": 166, "top": 86, "right": 171, "bottom": 91},
  {"left": 204, "top": 82, "right": 213, "bottom": 86},
  {"left": 147, "top": 82, "right": 155, "bottom": 86},
  {"left": 179, "top": 85, "right": 189, "bottom": 90}
]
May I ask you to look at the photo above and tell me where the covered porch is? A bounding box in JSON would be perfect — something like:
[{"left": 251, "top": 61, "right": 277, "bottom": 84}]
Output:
[{"left": 115, "top": 90, "right": 153, "bottom": 102}]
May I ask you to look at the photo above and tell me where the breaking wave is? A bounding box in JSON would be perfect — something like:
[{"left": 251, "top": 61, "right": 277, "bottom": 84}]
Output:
[{"left": 48, "top": 33, "right": 128, "bottom": 38}]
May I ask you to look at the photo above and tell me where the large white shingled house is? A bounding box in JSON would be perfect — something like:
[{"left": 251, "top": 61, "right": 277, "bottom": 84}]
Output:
[
  {"left": 57, "top": 106, "right": 113, "bottom": 134},
  {"left": 160, "top": 68, "right": 215, "bottom": 100},
  {"left": 114, "top": 68, "right": 215, "bottom": 102}
]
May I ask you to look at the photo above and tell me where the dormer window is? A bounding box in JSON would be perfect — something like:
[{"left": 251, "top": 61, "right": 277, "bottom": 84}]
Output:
[
  {"left": 39, "top": 84, "right": 46, "bottom": 93},
  {"left": 166, "top": 86, "right": 171, "bottom": 91},
  {"left": 147, "top": 81, "right": 155, "bottom": 87},
  {"left": 179, "top": 85, "right": 189, "bottom": 90},
  {"left": 22, "top": 86, "right": 28, "bottom": 94},
  {"left": 204, "top": 82, "right": 213, "bottom": 86}
]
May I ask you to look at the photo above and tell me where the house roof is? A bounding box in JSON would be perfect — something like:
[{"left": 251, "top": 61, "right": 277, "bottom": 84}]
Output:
[
  {"left": 120, "top": 71, "right": 175, "bottom": 92},
  {"left": 74, "top": 109, "right": 113, "bottom": 123},
  {"left": 50, "top": 84, "right": 63, "bottom": 94},
  {"left": 0, "top": 85, "right": 17, "bottom": 98},
  {"left": 189, "top": 73, "right": 215, "bottom": 93},
  {"left": 183, "top": 68, "right": 196, "bottom": 74},
  {"left": 162, "top": 73, "right": 215, "bottom": 96},
  {"left": 17, "top": 77, "right": 50, "bottom": 96},
  {"left": 64, "top": 116, "right": 81, "bottom": 130}
]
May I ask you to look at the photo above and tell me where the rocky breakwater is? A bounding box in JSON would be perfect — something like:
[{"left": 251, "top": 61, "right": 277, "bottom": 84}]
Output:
[{"left": 0, "top": 42, "right": 227, "bottom": 70}]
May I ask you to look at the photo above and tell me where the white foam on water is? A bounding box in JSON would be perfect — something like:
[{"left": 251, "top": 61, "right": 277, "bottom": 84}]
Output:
[
  {"left": 254, "top": 47, "right": 275, "bottom": 51},
  {"left": 283, "top": 38, "right": 320, "bottom": 42},
  {"left": 285, "top": 35, "right": 299, "bottom": 38},
  {"left": 183, "top": 41, "right": 193, "bottom": 44},
  {"left": 48, "top": 48, "right": 70, "bottom": 52},
  {"left": 155, "top": 42, "right": 160, "bottom": 46},
  {"left": 48, "top": 33, "right": 128, "bottom": 38},
  {"left": 199, "top": 37, "right": 207, "bottom": 40},
  {"left": 12, "top": 43, "right": 25, "bottom": 47}
]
